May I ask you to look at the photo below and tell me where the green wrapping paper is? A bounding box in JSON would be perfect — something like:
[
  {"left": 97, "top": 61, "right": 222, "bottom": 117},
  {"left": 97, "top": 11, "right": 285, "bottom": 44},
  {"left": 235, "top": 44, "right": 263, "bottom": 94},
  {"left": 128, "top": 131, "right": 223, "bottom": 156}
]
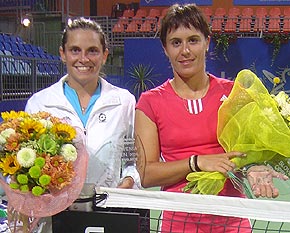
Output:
[{"left": 184, "top": 69, "right": 290, "bottom": 195}]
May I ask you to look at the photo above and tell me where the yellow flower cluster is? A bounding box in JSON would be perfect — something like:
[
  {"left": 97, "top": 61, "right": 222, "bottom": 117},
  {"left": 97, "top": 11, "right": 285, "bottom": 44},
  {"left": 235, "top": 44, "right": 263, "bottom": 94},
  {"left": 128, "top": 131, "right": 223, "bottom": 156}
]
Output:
[{"left": 0, "top": 111, "right": 77, "bottom": 196}]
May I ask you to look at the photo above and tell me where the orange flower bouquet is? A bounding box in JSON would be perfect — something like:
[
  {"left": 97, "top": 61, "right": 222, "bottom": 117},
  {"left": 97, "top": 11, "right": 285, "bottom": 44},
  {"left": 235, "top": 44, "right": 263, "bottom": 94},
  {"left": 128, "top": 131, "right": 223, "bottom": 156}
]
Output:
[{"left": 0, "top": 111, "right": 88, "bottom": 232}]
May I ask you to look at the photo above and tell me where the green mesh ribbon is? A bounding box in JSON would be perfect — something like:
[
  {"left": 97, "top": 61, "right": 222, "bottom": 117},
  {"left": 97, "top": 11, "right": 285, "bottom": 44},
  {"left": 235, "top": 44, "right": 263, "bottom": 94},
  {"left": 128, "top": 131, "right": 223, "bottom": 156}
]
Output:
[{"left": 184, "top": 69, "right": 290, "bottom": 195}]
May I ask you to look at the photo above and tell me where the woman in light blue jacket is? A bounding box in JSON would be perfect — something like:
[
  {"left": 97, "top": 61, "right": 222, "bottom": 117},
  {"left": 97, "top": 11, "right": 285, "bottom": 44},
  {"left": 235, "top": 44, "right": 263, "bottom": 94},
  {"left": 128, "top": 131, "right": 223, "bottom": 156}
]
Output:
[{"left": 25, "top": 17, "right": 140, "bottom": 189}]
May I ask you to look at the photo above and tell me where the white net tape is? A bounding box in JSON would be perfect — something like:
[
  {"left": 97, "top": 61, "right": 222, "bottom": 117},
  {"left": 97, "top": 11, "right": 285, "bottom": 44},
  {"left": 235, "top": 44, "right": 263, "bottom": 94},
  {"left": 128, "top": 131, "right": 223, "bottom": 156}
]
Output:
[{"left": 98, "top": 187, "right": 290, "bottom": 223}]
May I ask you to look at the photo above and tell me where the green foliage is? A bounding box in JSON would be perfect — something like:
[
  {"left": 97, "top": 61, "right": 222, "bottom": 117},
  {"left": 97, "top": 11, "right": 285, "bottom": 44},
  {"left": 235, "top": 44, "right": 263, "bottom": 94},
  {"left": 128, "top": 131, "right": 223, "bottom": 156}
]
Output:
[
  {"left": 212, "top": 33, "right": 237, "bottom": 62},
  {"left": 127, "top": 63, "right": 160, "bottom": 99},
  {"left": 263, "top": 33, "right": 290, "bottom": 66}
]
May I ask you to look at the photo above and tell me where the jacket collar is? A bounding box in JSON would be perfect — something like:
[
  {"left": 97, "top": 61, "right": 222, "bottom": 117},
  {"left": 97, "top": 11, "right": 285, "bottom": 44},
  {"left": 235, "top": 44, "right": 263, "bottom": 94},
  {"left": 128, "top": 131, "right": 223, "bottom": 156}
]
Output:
[{"left": 47, "top": 75, "right": 122, "bottom": 108}]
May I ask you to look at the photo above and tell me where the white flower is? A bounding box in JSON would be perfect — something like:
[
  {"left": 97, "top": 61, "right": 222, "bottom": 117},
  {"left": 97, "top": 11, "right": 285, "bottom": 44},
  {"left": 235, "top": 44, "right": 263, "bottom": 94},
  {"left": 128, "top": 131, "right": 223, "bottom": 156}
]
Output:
[
  {"left": 17, "top": 148, "right": 36, "bottom": 168},
  {"left": 0, "top": 135, "right": 6, "bottom": 145},
  {"left": 272, "top": 91, "right": 290, "bottom": 120},
  {"left": 273, "top": 91, "right": 288, "bottom": 108},
  {"left": 39, "top": 119, "right": 53, "bottom": 129},
  {"left": 280, "top": 103, "right": 290, "bottom": 118},
  {"left": 60, "top": 144, "right": 77, "bottom": 162},
  {"left": 1, "top": 128, "right": 15, "bottom": 139}
]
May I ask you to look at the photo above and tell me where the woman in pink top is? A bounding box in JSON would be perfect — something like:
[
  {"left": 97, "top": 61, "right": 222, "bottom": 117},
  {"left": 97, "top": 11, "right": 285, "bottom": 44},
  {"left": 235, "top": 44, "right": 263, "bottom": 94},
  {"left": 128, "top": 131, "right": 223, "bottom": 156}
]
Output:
[{"left": 135, "top": 3, "right": 286, "bottom": 233}]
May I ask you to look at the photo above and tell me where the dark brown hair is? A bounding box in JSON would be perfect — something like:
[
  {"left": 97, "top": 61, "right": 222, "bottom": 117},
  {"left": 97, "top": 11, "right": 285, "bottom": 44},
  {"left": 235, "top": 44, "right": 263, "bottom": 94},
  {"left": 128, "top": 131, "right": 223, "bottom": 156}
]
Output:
[{"left": 160, "top": 4, "right": 210, "bottom": 47}]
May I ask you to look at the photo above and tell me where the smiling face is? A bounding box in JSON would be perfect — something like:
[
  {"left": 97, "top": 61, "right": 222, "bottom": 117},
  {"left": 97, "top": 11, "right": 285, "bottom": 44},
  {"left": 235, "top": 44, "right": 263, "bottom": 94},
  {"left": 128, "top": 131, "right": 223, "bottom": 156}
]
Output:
[
  {"left": 59, "top": 28, "right": 108, "bottom": 85},
  {"left": 164, "top": 25, "right": 209, "bottom": 79}
]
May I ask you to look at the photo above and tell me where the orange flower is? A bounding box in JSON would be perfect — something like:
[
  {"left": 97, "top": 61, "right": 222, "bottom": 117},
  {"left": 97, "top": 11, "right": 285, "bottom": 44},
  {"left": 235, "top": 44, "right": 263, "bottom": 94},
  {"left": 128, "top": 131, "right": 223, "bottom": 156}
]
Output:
[
  {"left": 5, "top": 133, "right": 21, "bottom": 152},
  {"left": 41, "top": 155, "right": 58, "bottom": 175},
  {"left": 49, "top": 116, "right": 62, "bottom": 124},
  {"left": 32, "top": 111, "right": 52, "bottom": 120},
  {"left": 49, "top": 166, "right": 74, "bottom": 190},
  {"left": 42, "top": 155, "right": 74, "bottom": 190},
  {"left": 50, "top": 155, "right": 66, "bottom": 167},
  {"left": 42, "top": 155, "right": 67, "bottom": 176},
  {"left": 0, "top": 119, "right": 19, "bottom": 132}
]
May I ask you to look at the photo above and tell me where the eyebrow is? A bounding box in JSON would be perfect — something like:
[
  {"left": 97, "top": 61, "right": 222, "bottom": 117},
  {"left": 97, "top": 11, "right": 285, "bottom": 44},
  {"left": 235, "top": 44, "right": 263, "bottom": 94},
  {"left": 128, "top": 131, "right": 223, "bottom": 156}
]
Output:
[
  {"left": 67, "top": 45, "right": 99, "bottom": 50},
  {"left": 168, "top": 34, "right": 200, "bottom": 42}
]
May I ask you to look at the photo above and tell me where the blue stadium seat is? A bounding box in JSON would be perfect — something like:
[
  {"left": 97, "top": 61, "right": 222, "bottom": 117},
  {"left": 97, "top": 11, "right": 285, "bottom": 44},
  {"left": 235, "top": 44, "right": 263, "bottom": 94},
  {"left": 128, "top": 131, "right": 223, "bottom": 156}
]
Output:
[
  {"left": 23, "top": 43, "right": 33, "bottom": 52},
  {"left": 11, "top": 51, "right": 21, "bottom": 57},
  {"left": 0, "top": 33, "right": 60, "bottom": 71},
  {"left": 39, "top": 53, "right": 49, "bottom": 59},
  {"left": 15, "top": 36, "right": 24, "bottom": 43},
  {"left": 25, "top": 51, "right": 35, "bottom": 58},
  {"left": 33, "top": 53, "right": 41, "bottom": 58},
  {"left": 2, "top": 34, "right": 12, "bottom": 42},
  {"left": 3, "top": 42, "right": 11, "bottom": 51},
  {"left": 3, "top": 50, "right": 12, "bottom": 56},
  {"left": 52, "top": 55, "right": 60, "bottom": 60},
  {"left": 10, "top": 42, "right": 19, "bottom": 52},
  {"left": 18, "top": 60, "right": 32, "bottom": 74},
  {"left": 17, "top": 43, "right": 26, "bottom": 52},
  {"left": 37, "top": 62, "right": 53, "bottom": 75},
  {"left": 9, "top": 35, "right": 18, "bottom": 44}
]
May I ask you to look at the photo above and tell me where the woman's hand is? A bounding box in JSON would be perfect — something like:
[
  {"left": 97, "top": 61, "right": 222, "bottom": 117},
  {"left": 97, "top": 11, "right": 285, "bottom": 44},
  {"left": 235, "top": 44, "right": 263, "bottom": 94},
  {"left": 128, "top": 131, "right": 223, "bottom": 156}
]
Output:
[
  {"left": 247, "top": 165, "right": 288, "bottom": 198},
  {"left": 197, "top": 152, "right": 246, "bottom": 175},
  {"left": 117, "top": 176, "right": 135, "bottom": 189}
]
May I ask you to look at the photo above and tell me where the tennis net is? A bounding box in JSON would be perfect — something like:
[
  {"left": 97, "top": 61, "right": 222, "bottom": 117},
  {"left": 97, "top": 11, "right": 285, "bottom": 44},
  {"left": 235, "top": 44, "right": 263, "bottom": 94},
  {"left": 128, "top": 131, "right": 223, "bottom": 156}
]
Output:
[{"left": 94, "top": 187, "right": 290, "bottom": 233}]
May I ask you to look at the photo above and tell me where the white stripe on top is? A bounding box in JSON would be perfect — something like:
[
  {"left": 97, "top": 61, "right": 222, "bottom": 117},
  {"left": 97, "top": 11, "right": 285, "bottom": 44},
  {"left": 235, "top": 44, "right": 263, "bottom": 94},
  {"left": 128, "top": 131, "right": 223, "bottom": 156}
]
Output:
[{"left": 187, "top": 99, "right": 203, "bottom": 114}]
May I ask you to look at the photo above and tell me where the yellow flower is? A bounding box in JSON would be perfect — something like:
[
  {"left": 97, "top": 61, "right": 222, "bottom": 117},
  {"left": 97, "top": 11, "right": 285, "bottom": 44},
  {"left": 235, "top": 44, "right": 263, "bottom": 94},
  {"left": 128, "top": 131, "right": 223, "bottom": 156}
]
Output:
[
  {"left": 1, "top": 111, "right": 29, "bottom": 122},
  {"left": 273, "top": 77, "right": 281, "bottom": 84},
  {"left": 0, "top": 154, "right": 21, "bottom": 176},
  {"left": 19, "top": 118, "right": 46, "bottom": 139},
  {"left": 51, "top": 123, "right": 76, "bottom": 142}
]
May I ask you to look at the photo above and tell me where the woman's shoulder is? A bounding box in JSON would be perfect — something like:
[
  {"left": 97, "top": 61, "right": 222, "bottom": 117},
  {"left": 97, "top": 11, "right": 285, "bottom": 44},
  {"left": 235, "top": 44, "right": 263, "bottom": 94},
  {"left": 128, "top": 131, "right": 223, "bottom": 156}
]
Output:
[
  {"left": 140, "top": 80, "right": 171, "bottom": 98},
  {"left": 209, "top": 73, "right": 233, "bottom": 84},
  {"left": 209, "top": 73, "right": 234, "bottom": 89},
  {"left": 136, "top": 80, "right": 171, "bottom": 114}
]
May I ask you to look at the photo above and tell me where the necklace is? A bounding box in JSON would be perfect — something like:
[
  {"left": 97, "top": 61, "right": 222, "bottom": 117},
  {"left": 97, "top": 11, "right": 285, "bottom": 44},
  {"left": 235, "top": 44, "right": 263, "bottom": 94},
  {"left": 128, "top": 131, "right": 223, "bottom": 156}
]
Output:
[
  {"left": 172, "top": 75, "right": 210, "bottom": 115},
  {"left": 81, "top": 106, "right": 87, "bottom": 114},
  {"left": 171, "top": 75, "right": 209, "bottom": 100}
]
